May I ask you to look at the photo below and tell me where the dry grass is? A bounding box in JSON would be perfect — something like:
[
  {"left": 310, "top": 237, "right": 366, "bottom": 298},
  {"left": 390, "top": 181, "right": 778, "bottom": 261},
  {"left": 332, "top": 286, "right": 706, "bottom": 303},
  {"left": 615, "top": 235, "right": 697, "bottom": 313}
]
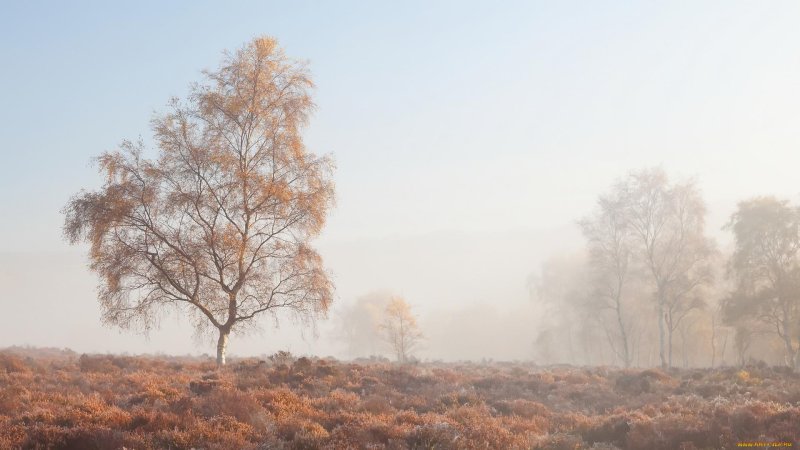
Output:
[{"left": 1, "top": 348, "right": 799, "bottom": 449}]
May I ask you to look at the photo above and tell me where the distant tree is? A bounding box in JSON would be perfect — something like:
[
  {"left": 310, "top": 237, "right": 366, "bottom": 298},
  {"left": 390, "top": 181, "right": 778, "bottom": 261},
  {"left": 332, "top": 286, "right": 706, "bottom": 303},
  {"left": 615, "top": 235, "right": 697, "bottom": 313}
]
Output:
[
  {"left": 380, "top": 297, "right": 424, "bottom": 363},
  {"left": 63, "top": 37, "right": 335, "bottom": 366},
  {"left": 676, "top": 309, "right": 705, "bottom": 368},
  {"left": 580, "top": 193, "right": 636, "bottom": 367},
  {"left": 528, "top": 255, "right": 600, "bottom": 365},
  {"left": 733, "top": 326, "right": 755, "bottom": 368},
  {"left": 660, "top": 183, "right": 714, "bottom": 367},
  {"left": 614, "top": 168, "right": 715, "bottom": 369},
  {"left": 709, "top": 307, "right": 731, "bottom": 368},
  {"left": 723, "top": 197, "right": 800, "bottom": 368},
  {"left": 335, "top": 291, "right": 392, "bottom": 358}
]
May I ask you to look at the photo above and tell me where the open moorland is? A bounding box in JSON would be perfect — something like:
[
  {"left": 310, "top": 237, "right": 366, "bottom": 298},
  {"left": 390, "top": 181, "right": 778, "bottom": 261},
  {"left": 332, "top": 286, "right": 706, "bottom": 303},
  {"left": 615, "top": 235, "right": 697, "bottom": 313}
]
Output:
[{"left": 1, "top": 348, "right": 799, "bottom": 450}]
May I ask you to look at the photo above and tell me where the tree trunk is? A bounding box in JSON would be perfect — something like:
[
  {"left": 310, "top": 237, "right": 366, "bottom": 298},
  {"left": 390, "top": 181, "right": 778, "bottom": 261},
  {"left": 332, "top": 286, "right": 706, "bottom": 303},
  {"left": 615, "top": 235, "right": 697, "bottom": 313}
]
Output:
[
  {"left": 615, "top": 299, "right": 631, "bottom": 368},
  {"left": 658, "top": 298, "right": 667, "bottom": 369},
  {"left": 680, "top": 326, "right": 689, "bottom": 369},
  {"left": 720, "top": 332, "right": 728, "bottom": 367},
  {"left": 216, "top": 329, "right": 230, "bottom": 367},
  {"left": 668, "top": 326, "right": 674, "bottom": 369},
  {"left": 710, "top": 315, "right": 717, "bottom": 368},
  {"left": 779, "top": 323, "right": 797, "bottom": 369}
]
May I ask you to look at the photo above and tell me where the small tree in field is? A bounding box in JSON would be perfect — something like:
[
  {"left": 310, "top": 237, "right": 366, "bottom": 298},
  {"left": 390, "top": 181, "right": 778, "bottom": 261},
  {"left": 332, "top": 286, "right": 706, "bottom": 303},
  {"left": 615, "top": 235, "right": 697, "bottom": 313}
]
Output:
[
  {"left": 63, "top": 37, "right": 335, "bottom": 366},
  {"left": 380, "top": 297, "right": 423, "bottom": 363}
]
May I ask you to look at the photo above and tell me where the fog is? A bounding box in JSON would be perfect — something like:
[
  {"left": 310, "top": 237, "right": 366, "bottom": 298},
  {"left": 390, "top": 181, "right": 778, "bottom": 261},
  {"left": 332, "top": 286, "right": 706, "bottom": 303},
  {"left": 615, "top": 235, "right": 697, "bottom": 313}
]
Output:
[
  {"left": 0, "top": 228, "right": 567, "bottom": 360},
  {"left": 2, "top": 2, "right": 800, "bottom": 367},
  {"left": 0, "top": 206, "right": 785, "bottom": 365}
]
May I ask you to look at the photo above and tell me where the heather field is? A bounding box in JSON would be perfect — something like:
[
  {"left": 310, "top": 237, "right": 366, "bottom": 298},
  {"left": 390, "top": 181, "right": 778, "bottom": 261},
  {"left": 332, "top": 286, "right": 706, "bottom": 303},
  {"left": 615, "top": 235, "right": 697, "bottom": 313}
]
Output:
[{"left": 1, "top": 349, "right": 799, "bottom": 450}]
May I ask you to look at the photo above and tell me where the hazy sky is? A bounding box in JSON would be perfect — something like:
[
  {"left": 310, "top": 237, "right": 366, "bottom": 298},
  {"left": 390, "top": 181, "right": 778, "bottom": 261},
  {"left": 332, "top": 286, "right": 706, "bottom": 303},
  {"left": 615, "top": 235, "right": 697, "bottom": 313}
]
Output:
[{"left": 2, "top": 1, "right": 800, "bottom": 359}]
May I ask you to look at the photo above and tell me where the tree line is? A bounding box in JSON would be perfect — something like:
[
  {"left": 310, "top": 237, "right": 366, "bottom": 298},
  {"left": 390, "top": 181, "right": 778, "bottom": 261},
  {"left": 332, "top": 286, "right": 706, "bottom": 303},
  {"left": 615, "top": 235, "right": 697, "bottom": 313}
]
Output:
[{"left": 531, "top": 167, "right": 800, "bottom": 369}]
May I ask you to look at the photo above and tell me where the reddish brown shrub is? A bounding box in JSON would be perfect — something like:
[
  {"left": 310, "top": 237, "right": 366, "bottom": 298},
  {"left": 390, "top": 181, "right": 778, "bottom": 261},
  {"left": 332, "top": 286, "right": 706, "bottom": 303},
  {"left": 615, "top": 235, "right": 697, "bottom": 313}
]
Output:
[
  {"left": 5, "top": 349, "right": 800, "bottom": 450},
  {"left": 189, "top": 379, "right": 222, "bottom": 394},
  {"left": 0, "top": 353, "right": 30, "bottom": 373},
  {"left": 78, "top": 355, "right": 120, "bottom": 374},
  {"left": 196, "top": 388, "right": 270, "bottom": 428}
]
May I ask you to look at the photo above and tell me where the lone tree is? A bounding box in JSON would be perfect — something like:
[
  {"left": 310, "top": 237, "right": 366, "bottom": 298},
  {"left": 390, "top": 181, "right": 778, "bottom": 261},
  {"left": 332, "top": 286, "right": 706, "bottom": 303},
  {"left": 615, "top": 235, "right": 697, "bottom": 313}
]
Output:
[
  {"left": 63, "top": 37, "right": 335, "bottom": 366},
  {"left": 380, "top": 297, "right": 424, "bottom": 363}
]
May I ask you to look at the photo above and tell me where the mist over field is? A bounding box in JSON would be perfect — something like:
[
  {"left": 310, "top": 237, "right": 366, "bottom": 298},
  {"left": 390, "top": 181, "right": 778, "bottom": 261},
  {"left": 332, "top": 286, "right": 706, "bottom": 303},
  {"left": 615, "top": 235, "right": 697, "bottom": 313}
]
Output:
[{"left": 0, "top": 229, "right": 564, "bottom": 360}]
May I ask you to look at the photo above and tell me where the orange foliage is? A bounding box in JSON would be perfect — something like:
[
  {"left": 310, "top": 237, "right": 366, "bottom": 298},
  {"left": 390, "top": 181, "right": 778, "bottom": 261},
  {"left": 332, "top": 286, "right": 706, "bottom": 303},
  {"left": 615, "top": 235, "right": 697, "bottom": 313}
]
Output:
[{"left": 1, "top": 348, "right": 800, "bottom": 449}]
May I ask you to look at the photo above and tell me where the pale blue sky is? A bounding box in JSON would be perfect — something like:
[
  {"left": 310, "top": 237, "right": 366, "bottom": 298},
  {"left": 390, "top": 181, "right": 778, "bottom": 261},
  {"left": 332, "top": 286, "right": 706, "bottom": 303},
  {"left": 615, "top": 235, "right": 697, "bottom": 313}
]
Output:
[{"left": 1, "top": 2, "right": 799, "bottom": 357}]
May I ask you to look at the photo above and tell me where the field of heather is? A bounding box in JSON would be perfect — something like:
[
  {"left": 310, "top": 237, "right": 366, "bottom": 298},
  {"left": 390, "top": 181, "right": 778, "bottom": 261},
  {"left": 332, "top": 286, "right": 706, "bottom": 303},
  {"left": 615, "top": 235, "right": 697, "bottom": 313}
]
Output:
[{"left": 0, "top": 349, "right": 798, "bottom": 449}]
